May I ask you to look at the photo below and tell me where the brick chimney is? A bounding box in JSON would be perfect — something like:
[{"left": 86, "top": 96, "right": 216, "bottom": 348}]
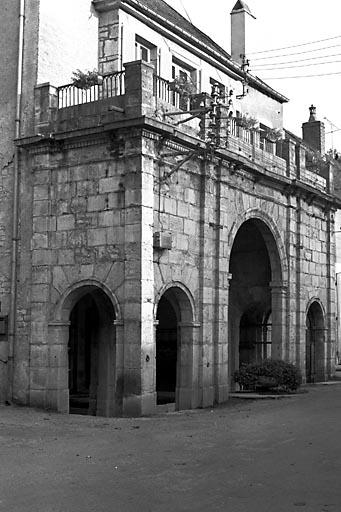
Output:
[
  {"left": 230, "top": 0, "right": 256, "bottom": 65},
  {"left": 302, "top": 105, "right": 326, "bottom": 154}
]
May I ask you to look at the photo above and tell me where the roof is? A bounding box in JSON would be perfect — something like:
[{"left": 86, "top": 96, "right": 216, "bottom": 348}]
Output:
[
  {"left": 93, "top": 0, "right": 288, "bottom": 103},
  {"left": 231, "top": 0, "right": 253, "bottom": 16},
  {"left": 124, "top": 0, "right": 232, "bottom": 60}
]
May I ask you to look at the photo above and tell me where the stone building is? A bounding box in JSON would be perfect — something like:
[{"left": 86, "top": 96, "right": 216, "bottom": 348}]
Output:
[{"left": 0, "top": 0, "right": 339, "bottom": 416}]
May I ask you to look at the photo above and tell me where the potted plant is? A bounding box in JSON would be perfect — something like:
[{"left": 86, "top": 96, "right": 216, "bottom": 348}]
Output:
[
  {"left": 264, "top": 127, "right": 283, "bottom": 143},
  {"left": 71, "top": 69, "right": 103, "bottom": 89},
  {"left": 236, "top": 114, "right": 259, "bottom": 131},
  {"left": 169, "top": 75, "right": 197, "bottom": 110}
]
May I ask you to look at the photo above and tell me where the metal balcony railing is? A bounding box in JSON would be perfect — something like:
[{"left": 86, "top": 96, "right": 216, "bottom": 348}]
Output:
[
  {"left": 153, "top": 75, "right": 180, "bottom": 109},
  {"left": 57, "top": 71, "right": 125, "bottom": 109}
]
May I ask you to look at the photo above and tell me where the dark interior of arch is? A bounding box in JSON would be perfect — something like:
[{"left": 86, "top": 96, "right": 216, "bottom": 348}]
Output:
[
  {"left": 156, "top": 294, "right": 178, "bottom": 405},
  {"left": 68, "top": 289, "right": 116, "bottom": 415}
]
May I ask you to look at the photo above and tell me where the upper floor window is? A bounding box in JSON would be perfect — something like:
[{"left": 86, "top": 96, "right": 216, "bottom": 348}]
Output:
[
  {"left": 135, "top": 35, "right": 157, "bottom": 71},
  {"left": 172, "top": 57, "right": 196, "bottom": 87}
]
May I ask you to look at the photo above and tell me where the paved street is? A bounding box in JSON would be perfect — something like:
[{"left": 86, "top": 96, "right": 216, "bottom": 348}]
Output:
[{"left": 1, "top": 384, "right": 341, "bottom": 512}]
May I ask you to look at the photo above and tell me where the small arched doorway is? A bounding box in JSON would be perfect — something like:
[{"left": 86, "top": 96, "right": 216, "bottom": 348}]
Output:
[
  {"left": 156, "top": 295, "right": 178, "bottom": 404},
  {"left": 306, "top": 301, "right": 325, "bottom": 383},
  {"left": 68, "top": 287, "right": 116, "bottom": 415},
  {"left": 155, "top": 285, "right": 195, "bottom": 408}
]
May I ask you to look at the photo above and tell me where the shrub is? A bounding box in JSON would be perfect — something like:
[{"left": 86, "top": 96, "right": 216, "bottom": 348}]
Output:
[
  {"left": 234, "top": 359, "right": 301, "bottom": 392},
  {"left": 71, "top": 69, "right": 102, "bottom": 89}
]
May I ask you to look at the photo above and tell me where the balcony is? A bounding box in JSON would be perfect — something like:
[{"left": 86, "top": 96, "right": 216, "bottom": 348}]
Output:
[{"left": 33, "top": 60, "right": 330, "bottom": 195}]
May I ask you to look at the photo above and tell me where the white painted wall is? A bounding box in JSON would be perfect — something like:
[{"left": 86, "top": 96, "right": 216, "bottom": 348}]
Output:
[{"left": 38, "top": 0, "right": 98, "bottom": 86}]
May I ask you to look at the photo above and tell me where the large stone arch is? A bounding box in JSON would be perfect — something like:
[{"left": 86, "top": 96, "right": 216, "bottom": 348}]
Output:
[
  {"left": 47, "top": 280, "right": 122, "bottom": 416},
  {"left": 228, "top": 211, "right": 288, "bottom": 386},
  {"left": 154, "top": 282, "right": 200, "bottom": 411},
  {"left": 227, "top": 208, "right": 288, "bottom": 285}
]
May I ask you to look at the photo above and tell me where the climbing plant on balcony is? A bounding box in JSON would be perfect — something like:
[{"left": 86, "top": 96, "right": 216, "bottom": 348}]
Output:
[
  {"left": 71, "top": 69, "right": 103, "bottom": 89},
  {"left": 263, "top": 127, "right": 283, "bottom": 143},
  {"left": 236, "top": 114, "right": 259, "bottom": 131},
  {"left": 169, "top": 75, "right": 197, "bottom": 99}
]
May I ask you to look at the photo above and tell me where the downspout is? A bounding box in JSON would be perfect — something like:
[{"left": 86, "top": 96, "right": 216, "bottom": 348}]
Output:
[{"left": 8, "top": 0, "right": 25, "bottom": 401}]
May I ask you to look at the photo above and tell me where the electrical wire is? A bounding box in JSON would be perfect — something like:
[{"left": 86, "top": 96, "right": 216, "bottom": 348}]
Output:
[
  {"left": 251, "top": 59, "right": 341, "bottom": 71},
  {"left": 263, "top": 70, "right": 341, "bottom": 79},
  {"left": 252, "top": 43, "right": 341, "bottom": 61},
  {"left": 248, "top": 34, "right": 341, "bottom": 55},
  {"left": 251, "top": 52, "right": 341, "bottom": 68}
]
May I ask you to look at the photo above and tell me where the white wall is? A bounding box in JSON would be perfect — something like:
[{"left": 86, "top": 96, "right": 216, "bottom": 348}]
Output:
[{"left": 38, "top": 0, "right": 98, "bottom": 86}]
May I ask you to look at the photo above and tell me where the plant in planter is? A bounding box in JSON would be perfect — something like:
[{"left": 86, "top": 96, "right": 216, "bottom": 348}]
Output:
[
  {"left": 234, "top": 359, "right": 301, "bottom": 393},
  {"left": 169, "top": 75, "right": 197, "bottom": 102},
  {"left": 71, "top": 69, "right": 102, "bottom": 89},
  {"left": 263, "top": 127, "right": 283, "bottom": 143},
  {"left": 236, "top": 114, "right": 259, "bottom": 131}
]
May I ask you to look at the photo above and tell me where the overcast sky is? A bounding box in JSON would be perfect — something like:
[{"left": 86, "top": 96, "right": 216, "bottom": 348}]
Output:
[{"left": 166, "top": 0, "right": 341, "bottom": 151}]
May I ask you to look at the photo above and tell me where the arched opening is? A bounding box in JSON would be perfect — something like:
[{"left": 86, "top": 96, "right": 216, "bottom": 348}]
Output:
[
  {"left": 306, "top": 301, "right": 325, "bottom": 383},
  {"left": 239, "top": 308, "right": 272, "bottom": 365},
  {"left": 155, "top": 285, "right": 195, "bottom": 408},
  {"left": 156, "top": 295, "right": 178, "bottom": 404},
  {"left": 229, "top": 219, "right": 283, "bottom": 384},
  {"left": 68, "top": 287, "right": 116, "bottom": 415}
]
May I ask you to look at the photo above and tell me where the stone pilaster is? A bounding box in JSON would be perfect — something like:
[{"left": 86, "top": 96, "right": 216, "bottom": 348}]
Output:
[{"left": 270, "top": 281, "right": 288, "bottom": 360}]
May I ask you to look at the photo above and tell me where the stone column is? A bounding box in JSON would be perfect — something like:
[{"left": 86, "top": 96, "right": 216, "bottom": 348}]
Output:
[
  {"left": 280, "top": 138, "right": 296, "bottom": 179},
  {"left": 45, "top": 322, "right": 70, "bottom": 413},
  {"left": 270, "top": 281, "right": 287, "bottom": 360},
  {"left": 122, "top": 135, "right": 155, "bottom": 417},
  {"left": 214, "top": 273, "right": 232, "bottom": 403},
  {"left": 96, "top": 4, "right": 121, "bottom": 75},
  {"left": 124, "top": 60, "right": 155, "bottom": 118},
  {"left": 177, "top": 322, "right": 200, "bottom": 410},
  {"left": 113, "top": 320, "right": 124, "bottom": 415},
  {"left": 34, "top": 83, "right": 58, "bottom": 136}
]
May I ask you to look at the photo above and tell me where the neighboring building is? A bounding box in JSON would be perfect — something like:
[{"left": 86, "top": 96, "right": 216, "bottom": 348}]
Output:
[{"left": 0, "top": 0, "right": 339, "bottom": 416}]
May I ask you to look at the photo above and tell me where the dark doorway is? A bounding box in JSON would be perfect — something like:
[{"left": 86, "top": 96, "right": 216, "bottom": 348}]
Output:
[
  {"left": 156, "top": 295, "right": 178, "bottom": 405},
  {"left": 68, "top": 294, "right": 99, "bottom": 414},
  {"left": 239, "top": 308, "right": 272, "bottom": 365},
  {"left": 229, "top": 219, "right": 279, "bottom": 385},
  {"left": 306, "top": 302, "right": 325, "bottom": 383}
]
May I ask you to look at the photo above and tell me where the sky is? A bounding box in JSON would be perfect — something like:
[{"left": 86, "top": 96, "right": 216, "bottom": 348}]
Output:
[{"left": 166, "top": 0, "right": 341, "bottom": 152}]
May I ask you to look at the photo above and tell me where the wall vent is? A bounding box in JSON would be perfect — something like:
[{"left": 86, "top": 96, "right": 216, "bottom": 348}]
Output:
[{"left": 153, "top": 231, "right": 172, "bottom": 250}]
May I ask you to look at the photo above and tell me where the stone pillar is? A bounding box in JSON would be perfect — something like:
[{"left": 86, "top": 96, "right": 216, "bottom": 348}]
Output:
[
  {"left": 124, "top": 60, "right": 155, "bottom": 118},
  {"left": 295, "top": 143, "right": 306, "bottom": 181},
  {"left": 214, "top": 273, "right": 232, "bottom": 403},
  {"left": 113, "top": 320, "right": 124, "bottom": 415},
  {"left": 280, "top": 138, "right": 296, "bottom": 179},
  {"left": 95, "top": 3, "right": 121, "bottom": 75},
  {"left": 270, "top": 281, "right": 287, "bottom": 360},
  {"left": 122, "top": 135, "right": 155, "bottom": 417},
  {"left": 34, "top": 83, "right": 58, "bottom": 136},
  {"left": 45, "top": 322, "right": 70, "bottom": 413},
  {"left": 177, "top": 322, "right": 200, "bottom": 410}
]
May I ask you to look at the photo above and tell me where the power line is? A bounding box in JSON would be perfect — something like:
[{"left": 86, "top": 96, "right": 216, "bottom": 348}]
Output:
[
  {"left": 252, "top": 59, "right": 341, "bottom": 72},
  {"left": 252, "top": 43, "right": 341, "bottom": 61},
  {"left": 248, "top": 34, "right": 341, "bottom": 55},
  {"left": 251, "top": 52, "right": 341, "bottom": 68},
  {"left": 263, "top": 70, "right": 341, "bottom": 80}
]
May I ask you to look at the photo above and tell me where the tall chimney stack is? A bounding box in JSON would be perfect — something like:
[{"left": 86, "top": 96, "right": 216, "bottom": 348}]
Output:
[
  {"left": 230, "top": 1, "right": 256, "bottom": 65},
  {"left": 302, "top": 105, "right": 326, "bottom": 155}
]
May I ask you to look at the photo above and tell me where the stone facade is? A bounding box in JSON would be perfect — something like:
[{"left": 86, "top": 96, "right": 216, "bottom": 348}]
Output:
[{"left": 1, "top": 0, "right": 340, "bottom": 416}]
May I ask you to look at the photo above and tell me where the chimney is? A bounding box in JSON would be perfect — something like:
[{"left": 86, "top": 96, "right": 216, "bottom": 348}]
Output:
[
  {"left": 302, "top": 105, "right": 326, "bottom": 155},
  {"left": 230, "top": 1, "right": 256, "bottom": 65}
]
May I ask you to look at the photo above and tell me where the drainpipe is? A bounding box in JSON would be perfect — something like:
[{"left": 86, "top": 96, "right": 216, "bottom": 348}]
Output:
[{"left": 8, "top": 0, "right": 25, "bottom": 401}]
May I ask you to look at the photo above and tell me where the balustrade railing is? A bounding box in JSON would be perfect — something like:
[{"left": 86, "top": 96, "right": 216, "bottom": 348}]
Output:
[
  {"left": 153, "top": 75, "right": 180, "bottom": 109},
  {"left": 57, "top": 71, "right": 125, "bottom": 109}
]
